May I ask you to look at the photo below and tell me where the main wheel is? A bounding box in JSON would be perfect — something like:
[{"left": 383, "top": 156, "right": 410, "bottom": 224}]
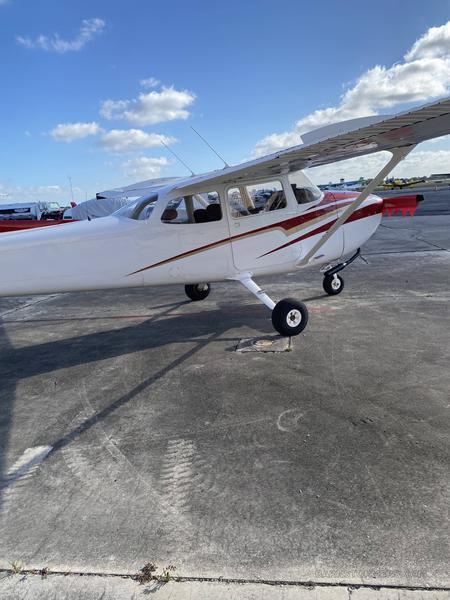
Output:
[
  {"left": 323, "top": 274, "right": 344, "bottom": 295},
  {"left": 184, "top": 283, "right": 211, "bottom": 301},
  {"left": 271, "top": 298, "right": 308, "bottom": 337}
]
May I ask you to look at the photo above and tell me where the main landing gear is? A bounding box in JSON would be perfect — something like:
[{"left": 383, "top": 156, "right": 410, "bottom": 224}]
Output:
[
  {"left": 321, "top": 248, "right": 360, "bottom": 296},
  {"left": 238, "top": 275, "right": 308, "bottom": 337},
  {"left": 184, "top": 283, "right": 211, "bottom": 301},
  {"left": 185, "top": 277, "right": 308, "bottom": 336},
  {"left": 271, "top": 298, "right": 308, "bottom": 336},
  {"left": 184, "top": 249, "right": 361, "bottom": 336}
]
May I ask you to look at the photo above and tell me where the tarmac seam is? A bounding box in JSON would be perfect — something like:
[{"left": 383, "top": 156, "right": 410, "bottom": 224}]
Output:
[
  {"left": 415, "top": 236, "right": 450, "bottom": 252},
  {"left": 1, "top": 570, "right": 449, "bottom": 592},
  {"left": 363, "top": 248, "right": 448, "bottom": 255},
  {"left": 378, "top": 222, "right": 450, "bottom": 252},
  {"left": 0, "top": 294, "right": 58, "bottom": 319}
]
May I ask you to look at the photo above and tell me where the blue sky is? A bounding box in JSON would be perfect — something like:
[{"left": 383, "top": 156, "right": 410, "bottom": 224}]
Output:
[{"left": 1, "top": 0, "right": 450, "bottom": 203}]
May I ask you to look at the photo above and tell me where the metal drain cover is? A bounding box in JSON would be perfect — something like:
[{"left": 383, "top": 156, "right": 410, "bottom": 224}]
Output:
[{"left": 235, "top": 336, "right": 292, "bottom": 353}]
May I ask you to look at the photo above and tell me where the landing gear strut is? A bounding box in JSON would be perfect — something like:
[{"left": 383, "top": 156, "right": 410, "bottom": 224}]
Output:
[
  {"left": 322, "top": 248, "right": 360, "bottom": 296},
  {"left": 237, "top": 275, "right": 308, "bottom": 337}
]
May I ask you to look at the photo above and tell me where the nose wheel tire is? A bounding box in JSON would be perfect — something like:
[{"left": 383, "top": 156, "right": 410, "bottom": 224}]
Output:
[
  {"left": 185, "top": 283, "right": 211, "bottom": 301},
  {"left": 271, "top": 298, "right": 308, "bottom": 337},
  {"left": 323, "top": 274, "right": 344, "bottom": 296}
]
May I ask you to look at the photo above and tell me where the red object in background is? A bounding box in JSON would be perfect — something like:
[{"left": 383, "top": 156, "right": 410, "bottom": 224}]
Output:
[
  {"left": 382, "top": 194, "right": 424, "bottom": 217},
  {"left": 0, "top": 193, "right": 423, "bottom": 235},
  {"left": 323, "top": 190, "right": 424, "bottom": 218},
  {"left": 0, "top": 220, "right": 74, "bottom": 233}
]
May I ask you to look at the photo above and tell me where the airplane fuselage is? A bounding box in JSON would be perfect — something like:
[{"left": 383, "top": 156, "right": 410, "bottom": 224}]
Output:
[{"left": 0, "top": 188, "right": 382, "bottom": 298}]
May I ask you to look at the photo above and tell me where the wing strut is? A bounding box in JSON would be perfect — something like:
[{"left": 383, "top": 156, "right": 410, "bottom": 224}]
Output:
[{"left": 296, "top": 145, "right": 415, "bottom": 267}]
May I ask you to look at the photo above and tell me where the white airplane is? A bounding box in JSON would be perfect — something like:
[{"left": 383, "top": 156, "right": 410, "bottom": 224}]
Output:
[{"left": 1, "top": 97, "right": 449, "bottom": 336}]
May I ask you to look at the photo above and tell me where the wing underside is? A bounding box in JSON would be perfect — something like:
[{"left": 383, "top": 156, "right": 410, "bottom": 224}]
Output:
[{"left": 175, "top": 97, "right": 450, "bottom": 195}]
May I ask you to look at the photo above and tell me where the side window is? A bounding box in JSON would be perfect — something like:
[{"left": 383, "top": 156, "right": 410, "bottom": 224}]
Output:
[
  {"left": 161, "top": 191, "right": 222, "bottom": 224},
  {"left": 227, "top": 180, "right": 286, "bottom": 218}
]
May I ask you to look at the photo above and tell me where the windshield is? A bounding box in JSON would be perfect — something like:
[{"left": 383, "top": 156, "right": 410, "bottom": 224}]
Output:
[
  {"left": 288, "top": 170, "right": 323, "bottom": 205},
  {"left": 114, "top": 194, "right": 158, "bottom": 220}
]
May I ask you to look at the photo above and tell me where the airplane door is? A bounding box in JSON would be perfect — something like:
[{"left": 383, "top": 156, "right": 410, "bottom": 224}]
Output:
[
  {"left": 226, "top": 182, "right": 299, "bottom": 272},
  {"left": 166, "top": 218, "right": 232, "bottom": 281},
  {"left": 140, "top": 194, "right": 233, "bottom": 284}
]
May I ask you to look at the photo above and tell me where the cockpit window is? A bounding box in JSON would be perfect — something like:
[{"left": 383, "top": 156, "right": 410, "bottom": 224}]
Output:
[
  {"left": 114, "top": 194, "right": 158, "bottom": 220},
  {"left": 288, "top": 171, "right": 323, "bottom": 205},
  {"left": 227, "top": 180, "right": 286, "bottom": 218},
  {"left": 161, "top": 191, "right": 222, "bottom": 224}
]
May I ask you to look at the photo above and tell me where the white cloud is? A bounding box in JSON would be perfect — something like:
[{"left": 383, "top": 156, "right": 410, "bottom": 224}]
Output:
[
  {"left": 0, "top": 183, "right": 65, "bottom": 204},
  {"left": 16, "top": 18, "right": 105, "bottom": 53},
  {"left": 253, "top": 21, "right": 450, "bottom": 157},
  {"left": 100, "top": 86, "right": 195, "bottom": 126},
  {"left": 98, "top": 129, "right": 176, "bottom": 153},
  {"left": 0, "top": 182, "right": 93, "bottom": 204},
  {"left": 308, "top": 149, "right": 450, "bottom": 184},
  {"left": 50, "top": 122, "right": 101, "bottom": 142},
  {"left": 405, "top": 22, "right": 450, "bottom": 61},
  {"left": 140, "top": 77, "right": 160, "bottom": 89},
  {"left": 121, "top": 156, "right": 170, "bottom": 179},
  {"left": 423, "top": 134, "right": 450, "bottom": 144},
  {"left": 253, "top": 131, "right": 302, "bottom": 159}
]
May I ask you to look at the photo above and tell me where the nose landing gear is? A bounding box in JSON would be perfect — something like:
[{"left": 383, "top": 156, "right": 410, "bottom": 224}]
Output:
[
  {"left": 323, "top": 273, "right": 344, "bottom": 295},
  {"left": 322, "top": 248, "right": 360, "bottom": 296}
]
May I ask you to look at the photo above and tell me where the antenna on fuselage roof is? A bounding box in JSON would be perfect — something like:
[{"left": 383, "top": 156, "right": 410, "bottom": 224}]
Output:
[
  {"left": 160, "top": 141, "right": 196, "bottom": 176},
  {"left": 190, "top": 126, "right": 230, "bottom": 168}
]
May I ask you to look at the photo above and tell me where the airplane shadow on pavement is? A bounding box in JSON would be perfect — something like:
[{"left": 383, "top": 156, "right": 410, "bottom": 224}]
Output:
[
  {"left": 0, "top": 318, "right": 15, "bottom": 516},
  {"left": 0, "top": 298, "right": 273, "bottom": 511}
]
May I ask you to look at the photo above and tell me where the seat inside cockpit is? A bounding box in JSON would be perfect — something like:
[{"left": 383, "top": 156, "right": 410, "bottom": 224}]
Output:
[
  {"left": 291, "top": 184, "right": 320, "bottom": 204},
  {"left": 161, "top": 192, "right": 223, "bottom": 224}
]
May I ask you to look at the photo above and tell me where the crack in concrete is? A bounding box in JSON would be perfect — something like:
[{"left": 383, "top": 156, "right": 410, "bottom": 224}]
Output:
[
  {"left": 0, "top": 569, "right": 449, "bottom": 592},
  {"left": 363, "top": 248, "right": 447, "bottom": 255},
  {"left": 415, "top": 236, "right": 450, "bottom": 252},
  {"left": 378, "top": 222, "right": 450, "bottom": 253},
  {"left": 0, "top": 295, "right": 58, "bottom": 319}
]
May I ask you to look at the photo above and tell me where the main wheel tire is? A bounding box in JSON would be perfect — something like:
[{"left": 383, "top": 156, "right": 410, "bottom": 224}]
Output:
[
  {"left": 323, "top": 274, "right": 344, "bottom": 295},
  {"left": 271, "top": 298, "right": 308, "bottom": 337},
  {"left": 184, "top": 283, "right": 211, "bottom": 301}
]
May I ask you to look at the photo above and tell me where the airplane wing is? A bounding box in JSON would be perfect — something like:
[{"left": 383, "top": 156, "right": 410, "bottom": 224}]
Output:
[
  {"left": 174, "top": 96, "right": 450, "bottom": 195},
  {"left": 97, "top": 176, "right": 185, "bottom": 199}
]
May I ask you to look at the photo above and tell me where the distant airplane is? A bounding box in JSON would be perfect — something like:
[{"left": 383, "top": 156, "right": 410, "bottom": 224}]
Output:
[
  {"left": 321, "top": 179, "right": 366, "bottom": 191},
  {"left": 1, "top": 97, "right": 449, "bottom": 337},
  {"left": 382, "top": 177, "right": 426, "bottom": 189}
]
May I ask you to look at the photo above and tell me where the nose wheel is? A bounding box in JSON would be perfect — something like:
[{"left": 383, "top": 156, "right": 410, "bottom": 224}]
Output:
[
  {"left": 323, "top": 273, "right": 344, "bottom": 295},
  {"left": 321, "top": 248, "right": 360, "bottom": 296}
]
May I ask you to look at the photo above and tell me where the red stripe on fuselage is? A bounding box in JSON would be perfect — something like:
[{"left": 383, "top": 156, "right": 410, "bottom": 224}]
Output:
[
  {"left": 259, "top": 202, "right": 382, "bottom": 258},
  {"left": 127, "top": 195, "right": 377, "bottom": 275}
]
